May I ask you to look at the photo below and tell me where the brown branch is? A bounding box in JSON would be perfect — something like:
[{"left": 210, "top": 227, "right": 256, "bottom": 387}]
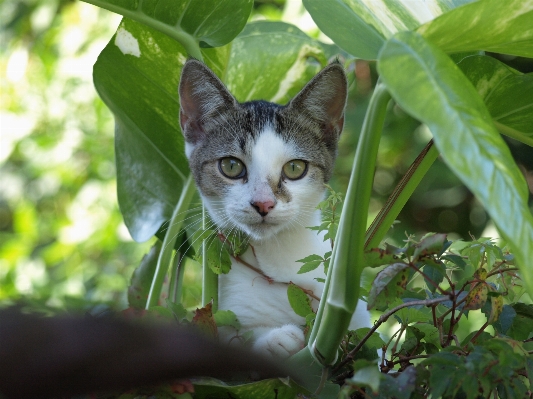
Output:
[{"left": 333, "top": 296, "right": 451, "bottom": 372}]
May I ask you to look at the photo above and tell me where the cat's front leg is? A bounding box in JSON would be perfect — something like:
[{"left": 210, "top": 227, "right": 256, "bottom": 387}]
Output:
[{"left": 252, "top": 324, "right": 305, "bottom": 358}]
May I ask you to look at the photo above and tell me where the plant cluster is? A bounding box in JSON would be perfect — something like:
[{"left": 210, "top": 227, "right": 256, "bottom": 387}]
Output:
[{"left": 15, "top": 0, "right": 531, "bottom": 397}]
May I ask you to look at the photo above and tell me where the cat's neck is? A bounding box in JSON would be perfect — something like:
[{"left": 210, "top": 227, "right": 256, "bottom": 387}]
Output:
[{"left": 239, "top": 208, "right": 330, "bottom": 287}]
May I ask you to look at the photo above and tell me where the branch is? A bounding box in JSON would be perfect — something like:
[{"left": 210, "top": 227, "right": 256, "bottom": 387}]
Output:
[{"left": 333, "top": 296, "right": 450, "bottom": 372}]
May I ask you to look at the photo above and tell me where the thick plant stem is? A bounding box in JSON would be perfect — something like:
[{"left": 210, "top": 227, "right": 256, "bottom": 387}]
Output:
[
  {"left": 81, "top": 0, "right": 204, "bottom": 61},
  {"left": 309, "top": 83, "right": 391, "bottom": 366},
  {"left": 202, "top": 206, "right": 219, "bottom": 309},
  {"left": 168, "top": 251, "right": 185, "bottom": 304},
  {"left": 146, "top": 175, "right": 195, "bottom": 309},
  {"left": 365, "top": 139, "right": 438, "bottom": 250}
]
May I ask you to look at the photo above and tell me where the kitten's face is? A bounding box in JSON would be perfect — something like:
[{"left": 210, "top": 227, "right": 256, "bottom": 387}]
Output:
[{"left": 179, "top": 60, "right": 347, "bottom": 241}]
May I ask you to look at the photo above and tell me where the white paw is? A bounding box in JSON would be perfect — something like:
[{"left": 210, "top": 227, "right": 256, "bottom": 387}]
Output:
[{"left": 253, "top": 325, "right": 305, "bottom": 358}]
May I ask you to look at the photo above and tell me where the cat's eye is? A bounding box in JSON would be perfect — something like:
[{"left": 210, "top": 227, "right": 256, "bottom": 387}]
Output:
[
  {"left": 219, "top": 157, "right": 246, "bottom": 179},
  {"left": 282, "top": 160, "right": 308, "bottom": 180}
]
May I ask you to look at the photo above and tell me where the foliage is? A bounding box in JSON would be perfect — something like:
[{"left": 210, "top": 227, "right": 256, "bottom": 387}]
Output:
[{"left": 2, "top": 0, "right": 533, "bottom": 398}]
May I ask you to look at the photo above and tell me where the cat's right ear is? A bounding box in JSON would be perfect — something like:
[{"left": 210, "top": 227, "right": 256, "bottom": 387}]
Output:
[{"left": 179, "top": 59, "right": 237, "bottom": 147}]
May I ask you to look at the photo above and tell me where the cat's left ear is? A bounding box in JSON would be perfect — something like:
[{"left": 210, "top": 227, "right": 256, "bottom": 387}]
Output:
[{"left": 287, "top": 62, "right": 348, "bottom": 136}]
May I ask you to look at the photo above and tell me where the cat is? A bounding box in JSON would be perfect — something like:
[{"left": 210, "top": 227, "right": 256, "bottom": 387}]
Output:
[{"left": 178, "top": 59, "right": 370, "bottom": 358}]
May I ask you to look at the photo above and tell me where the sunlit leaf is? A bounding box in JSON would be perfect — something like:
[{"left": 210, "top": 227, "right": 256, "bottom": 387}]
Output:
[
  {"left": 94, "top": 18, "right": 226, "bottom": 241},
  {"left": 378, "top": 31, "right": 533, "bottom": 296},
  {"left": 303, "top": 0, "right": 472, "bottom": 60},
  {"left": 457, "top": 55, "right": 533, "bottom": 141},
  {"left": 225, "top": 21, "right": 332, "bottom": 103},
  {"left": 418, "top": 0, "right": 533, "bottom": 57},
  {"left": 83, "top": 0, "right": 253, "bottom": 55}
]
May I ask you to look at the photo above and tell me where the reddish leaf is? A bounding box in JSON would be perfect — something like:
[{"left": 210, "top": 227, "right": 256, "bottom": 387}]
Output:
[{"left": 192, "top": 301, "right": 218, "bottom": 339}]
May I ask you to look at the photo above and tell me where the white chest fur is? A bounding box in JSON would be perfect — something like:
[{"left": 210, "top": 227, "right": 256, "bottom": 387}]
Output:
[{"left": 217, "top": 209, "right": 371, "bottom": 358}]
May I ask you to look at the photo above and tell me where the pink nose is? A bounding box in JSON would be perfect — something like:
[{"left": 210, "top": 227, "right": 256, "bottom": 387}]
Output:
[{"left": 251, "top": 200, "right": 275, "bottom": 217}]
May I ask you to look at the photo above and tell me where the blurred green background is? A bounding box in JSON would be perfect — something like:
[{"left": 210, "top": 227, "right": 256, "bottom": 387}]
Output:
[{"left": 1, "top": 0, "right": 532, "bottom": 312}]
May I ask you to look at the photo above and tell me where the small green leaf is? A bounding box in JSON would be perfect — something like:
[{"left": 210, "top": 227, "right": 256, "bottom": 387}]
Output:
[
  {"left": 296, "top": 254, "right": 324, "bottom": 274},
  {"left": 368, "top": 263, "right": 409, "bottom": 310},
  {"left": 413, "top": 233, "right": 447, "bottom": 260},
  {"left": 364, "top": 248, "right": 397, "bottom": 268},
  {"left": 213, "top": 310, "right": 241, "bottom": 330},
  {"left": 166, "top": 300, "right": 190, "bottom": 322},
  {"left": 350, "top": 364, "right": 381, "bottom": 393},
  {"left": 488, "top": 292, "right": 504, "bottom": 325},
  {"left": 204, "top": 236, "right": 231, "bottom": 275},
  {"left": 287, "top": 283, "right": 313, "bottom": 317}
]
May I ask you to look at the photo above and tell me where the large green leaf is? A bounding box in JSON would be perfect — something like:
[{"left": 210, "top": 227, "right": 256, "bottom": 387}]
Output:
[
  {"left": 224, "top": 21, "right": 332, "bottom": 103},
  {"left": 303, "top": 0, "right": 472, "bottom": 60},
  {"left": 457, "top": 55, "right": 533, "bottom": 142},
  {"left": 93, "top": 18, "right": 228, "bottom": 241},
  {"left": 418, "top": 0, "right": 533, "bottom": 57},
  {"left": 83, "top": 0, "right": 253, "bottom": 58},
  {"left": 378, "top": 31, "right": 533, "bottom": 295}
]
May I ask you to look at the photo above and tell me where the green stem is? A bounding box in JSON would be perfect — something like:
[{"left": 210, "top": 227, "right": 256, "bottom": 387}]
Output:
[
  {"left": 168, "top": 251, "right": 185, "bottom": 303},
  {"left": 365, "top": 139, "right": 438, "bottom": 249},
  {"left": 202, "top": 206, "right": 219, "bottom": 309},
  {"left": 494, "top": 121, "right": 533, "bottom": 148},
  {"left": 82, "top": 0, "right": 204, "bottom": 61},
  {"left": 310, "top": 83, "right": 391, "bottom": 366},
  {"left": 146, "top": 175, "right": 195, "bottom": 309}
]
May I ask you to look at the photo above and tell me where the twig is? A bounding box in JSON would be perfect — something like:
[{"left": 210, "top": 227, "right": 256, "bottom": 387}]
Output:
[
  {"left": 389, "top": 354, "right": 429, "bottom": 366},
  {"left": 333, "top": 296, "right": 450, "bottom": 372}
]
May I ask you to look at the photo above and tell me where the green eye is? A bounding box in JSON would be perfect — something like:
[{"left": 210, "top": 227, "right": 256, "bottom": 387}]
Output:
[
  {"left": 282, "top": 160, "right": 308, "bottom": 180},
  {"left": 219, "top": 157, "right": 246, "bottom": 179}
]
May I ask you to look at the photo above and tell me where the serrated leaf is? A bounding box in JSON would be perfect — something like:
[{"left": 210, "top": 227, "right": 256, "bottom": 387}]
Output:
[
  {"left": 442, "top": 254, "right": 467, "bottom": 269},
  {"left": 463, "top": 283, "right": 489, "bottom": 311},
  {"left": 368, "top": 263, "right": 409, "bottom": 310},
  {"left": 508, "top": 304, "right": 533, "bottom": 340},
  {"left": 488, "top": 293, "right": 504, "bottom": 325},
  {"left": 492, "top": 305, "right": 516, "bottom": 335},
  {"left": 364, "top": 248, "right": 397, "bottom": 268},
  {"left": 166, "top": 300, "right": 190, "bottom": 322},
  {"left": 204, "top": 236, "right": 231, "bottom": 275},
  {"left": 213, "top": 310, "right": 241, "bottom": 330},
  {"left": 378, "top": 30, "right": 533, "bottom": 298},
  {"left": 287, "top": 283, "right": 313, "bottom": 317},
  {"left": 394, "top": 302, "right": 431, "bottom": 325},
  {"left": 353, "top": 327, "right": 386, "bottom": 349},
  {"left": 192, "top": 302, "right": 217, "bottom": 339},
  {"left": 413, "top": 233, "right": 447, "bottom": 260},
  {"left": 415, "top": 324, "right": 441, "bottom": 348},
  {"left": 296, "top": 254, "right": 324, "bottom": 274},
  {"left": 350, "top": 365, "right": 381, "bottom": 393}
]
